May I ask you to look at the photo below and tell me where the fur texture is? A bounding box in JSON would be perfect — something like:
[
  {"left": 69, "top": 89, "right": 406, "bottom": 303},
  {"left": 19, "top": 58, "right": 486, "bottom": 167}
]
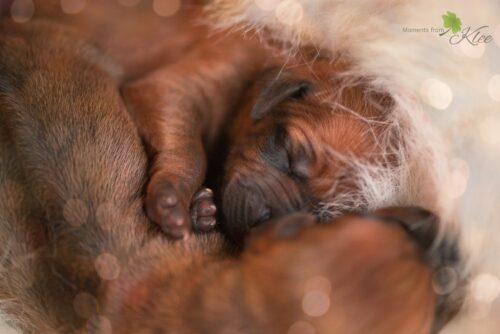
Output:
[{"left": 207, "top": 0, "right": 500, "bottom": 331}]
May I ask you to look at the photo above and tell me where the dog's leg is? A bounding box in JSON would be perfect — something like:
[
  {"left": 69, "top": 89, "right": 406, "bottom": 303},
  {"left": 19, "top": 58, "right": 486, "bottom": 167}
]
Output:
[{"left": 123, "top": 36, "right": 266, "bottom": 238}]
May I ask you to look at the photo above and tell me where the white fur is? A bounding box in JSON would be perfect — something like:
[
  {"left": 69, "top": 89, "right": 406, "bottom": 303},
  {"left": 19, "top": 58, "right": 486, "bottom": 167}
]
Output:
[{"left": 208, "top": 0, "right": 500, "bottom": 331}]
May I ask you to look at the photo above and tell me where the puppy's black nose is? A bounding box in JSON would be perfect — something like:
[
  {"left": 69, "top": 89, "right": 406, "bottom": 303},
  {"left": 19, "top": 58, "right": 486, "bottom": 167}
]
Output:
[{"left": 372, "top": 206, "right": 439, "bottom": 251}]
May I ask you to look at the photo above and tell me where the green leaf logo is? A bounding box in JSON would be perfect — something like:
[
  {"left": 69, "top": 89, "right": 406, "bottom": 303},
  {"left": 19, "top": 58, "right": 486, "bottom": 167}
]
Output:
[{"left": 442, "top": 11, "right": 462, "bottom": 34}]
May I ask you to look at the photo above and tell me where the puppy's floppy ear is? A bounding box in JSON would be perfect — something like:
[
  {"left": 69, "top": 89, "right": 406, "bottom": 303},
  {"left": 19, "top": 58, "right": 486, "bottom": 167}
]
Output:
[{"left": 251, "top": 69, "right": 311, "bottom": 120}]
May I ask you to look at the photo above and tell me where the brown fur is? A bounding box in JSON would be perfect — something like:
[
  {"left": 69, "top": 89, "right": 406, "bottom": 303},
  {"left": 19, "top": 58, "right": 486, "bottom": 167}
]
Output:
[
  {"left": 101, "top": 214, "right": 435, "bottom": 334},
  {"left": 21, "top": 0, "right": 272, "bottom": 239},
  {"left": 222, "top": 59, "right": 396, "bottom": 241},
  {"left": 0, "top": 0, "right": 266, "bottom": 239},
  {"left": 122, "top": 31, "right": 269, "bottom": 238},
  {"left": 0, "top": 2, "right": 443, "bottom": 333}
]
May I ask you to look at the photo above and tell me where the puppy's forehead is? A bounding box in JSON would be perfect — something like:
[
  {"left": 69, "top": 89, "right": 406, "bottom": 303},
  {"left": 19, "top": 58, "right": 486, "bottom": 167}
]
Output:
[{"left": 283, "top": 60, "right": 391, "bottom": 111}]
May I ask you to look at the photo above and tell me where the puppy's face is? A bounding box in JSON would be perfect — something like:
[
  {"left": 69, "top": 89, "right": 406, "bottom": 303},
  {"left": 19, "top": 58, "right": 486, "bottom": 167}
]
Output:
[{"left": 223, "top": 60, "right": 395, "bottom": 241}]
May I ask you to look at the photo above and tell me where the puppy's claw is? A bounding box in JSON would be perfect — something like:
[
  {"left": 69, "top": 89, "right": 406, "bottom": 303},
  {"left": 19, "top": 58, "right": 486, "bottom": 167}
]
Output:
[
  {"left": 193, "top": 188, "right": 213, "bottom": 201},
  {"left": 197, "top": 201, "right": 217, "bottom": 217},
  {"left": 191, "top": 187, "right": 217, "bottom": 233},
  {"left": 197, "top": 217, "right": 217, "bottom": 231}
]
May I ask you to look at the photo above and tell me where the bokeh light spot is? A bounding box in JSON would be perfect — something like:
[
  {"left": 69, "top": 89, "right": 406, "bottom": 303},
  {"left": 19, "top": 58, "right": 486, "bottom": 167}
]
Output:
[
  {"left": 302, "top": 291, "right": 330, "bottom": 317},
  {"left": 288, "top": 321, "right": 315, "bottom": 334},
  {"left": 153, "top": 0, "right": 180, "bottom": 17},
  {"left": 432, "top": 266, "right": 458, "bottom": 295},
  {"left": 10, "top": 0, "right": 34, "bottom": 23},
  {"left": 420, "top": 78, "right": 453, "bottom": 110},
  {"left": 471, "top": 273, "right": 500, "bottom": 303},
  {"left": 60, "top": 0, "right": 86, "bottom": 14},
  {"left": 95, "top": 253, "right": 121, "bottom": 281}
]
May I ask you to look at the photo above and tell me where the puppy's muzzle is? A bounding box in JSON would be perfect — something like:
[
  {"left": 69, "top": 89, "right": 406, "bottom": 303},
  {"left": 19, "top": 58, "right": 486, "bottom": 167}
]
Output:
[{"left": 222, "top": 173, "right": 305, "bottom": 244}]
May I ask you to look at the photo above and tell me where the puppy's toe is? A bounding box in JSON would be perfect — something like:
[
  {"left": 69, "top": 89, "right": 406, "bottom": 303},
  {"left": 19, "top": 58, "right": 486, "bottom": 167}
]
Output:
[
  {"left": 146, "top": 178, "right": 190, "bottom": 239},
  {"left": 190, "top": 188, "right": 217, "bottom": 233}
]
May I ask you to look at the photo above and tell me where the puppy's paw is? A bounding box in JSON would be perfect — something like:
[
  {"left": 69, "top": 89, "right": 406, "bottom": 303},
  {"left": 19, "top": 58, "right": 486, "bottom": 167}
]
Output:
[
  {"left": 190, "top": 187, "right": 217, "bottom": 233},
  {"left": 146, "top": 176, "right": 190, "bottom": 239}
]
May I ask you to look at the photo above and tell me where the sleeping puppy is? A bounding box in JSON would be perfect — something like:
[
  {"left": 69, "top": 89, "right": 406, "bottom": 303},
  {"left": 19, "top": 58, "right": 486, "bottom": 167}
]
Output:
[
  {"left": 218, "top": 56, "right": 467, "bottom": 329},
  {"left": 0, "top": 18, "right": 444, "bottom": 333},
  {"left": 222, "top": 59, "right": 395, "bottom": 241}
]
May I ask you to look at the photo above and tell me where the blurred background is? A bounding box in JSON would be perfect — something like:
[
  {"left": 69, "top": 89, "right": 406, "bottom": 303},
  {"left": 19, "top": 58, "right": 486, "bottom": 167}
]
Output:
[{"left": 434, "top": 21, "right": 500, "bottom": 334}]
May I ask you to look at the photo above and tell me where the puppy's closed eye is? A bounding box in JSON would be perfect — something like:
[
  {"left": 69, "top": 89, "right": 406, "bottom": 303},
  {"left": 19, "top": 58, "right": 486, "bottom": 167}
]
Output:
[
  {"left": 262, "top": 125, "right": 314, "bottom": 180},
  {"left": 261, "top": 125, "right": 290, "bottom": 171},
  {"left": 251, "top": 68, "right": 311, "bottom": 120}
]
